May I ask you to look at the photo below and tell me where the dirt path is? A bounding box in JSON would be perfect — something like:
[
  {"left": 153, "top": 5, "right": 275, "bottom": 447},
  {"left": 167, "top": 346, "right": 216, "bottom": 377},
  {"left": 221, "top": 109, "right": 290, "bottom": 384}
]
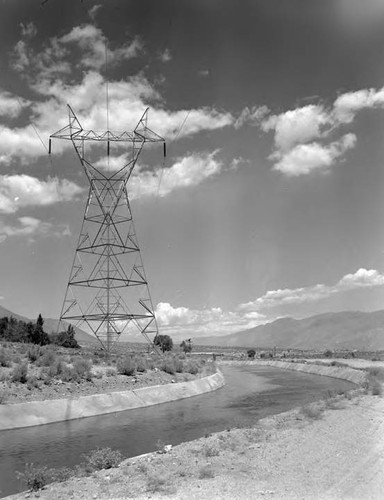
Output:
[{"left": 8, "top": 391, "right": 384, "bottom": 500}]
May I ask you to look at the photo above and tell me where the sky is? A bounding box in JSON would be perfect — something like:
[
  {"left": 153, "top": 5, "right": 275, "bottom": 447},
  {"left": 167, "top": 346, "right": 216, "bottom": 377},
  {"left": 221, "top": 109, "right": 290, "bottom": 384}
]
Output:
[{"left": 2, "top": 0, "right": 384, "bottom": 341}]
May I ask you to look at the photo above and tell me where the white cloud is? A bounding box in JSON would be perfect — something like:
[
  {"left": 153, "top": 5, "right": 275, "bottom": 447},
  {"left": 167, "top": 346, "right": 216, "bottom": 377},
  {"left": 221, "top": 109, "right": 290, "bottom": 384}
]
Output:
[
  {"left": 0, "top": 175, "right": 84, "bottom": 214},
  {"left": 235, "top": 105, "right": 270, "bottom": 129},
  {"left": 333, "top": 87, "right": 384, "bottom": 124},
  {"left": 257, "top": 85, "right": 384, "bottom": 176},
  {"left": 0, "top": 216, "right": 69, "bottom": 242},
  {"left": 261, "top": 104, "right": 331, "bottom": 152},
  {"left": 128, "top": 151, "right": 222, "bottom": 199},
  {"left": 271, "top": 133, "right": 356, "bottom": 177},
  {"left": 20, "top": 22, "right": 37, "bottom": 39},
  {"left": 88, "top": 4, "right": 102, "bottom": 22},
  {"left": 59, "top": 24, "right": 143, "bottom": 70},
  {"left": 239, "top": 268, "right": 384, "bottom": 311},
  {"left": 0, "top": 90, "right": 30, "bottom": 119},
  {"left": 159, "top": 48, "right": 172, "bottom": 63},
  {"left": 155, "top": 302, "right": 266, "bottom": 339}
]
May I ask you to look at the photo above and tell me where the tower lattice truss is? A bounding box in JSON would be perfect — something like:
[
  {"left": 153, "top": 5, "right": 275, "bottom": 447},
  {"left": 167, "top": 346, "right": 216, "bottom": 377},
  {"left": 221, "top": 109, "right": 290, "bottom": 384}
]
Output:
[{"left": 50, "top": 106, "right": 165, "bottom": 352}]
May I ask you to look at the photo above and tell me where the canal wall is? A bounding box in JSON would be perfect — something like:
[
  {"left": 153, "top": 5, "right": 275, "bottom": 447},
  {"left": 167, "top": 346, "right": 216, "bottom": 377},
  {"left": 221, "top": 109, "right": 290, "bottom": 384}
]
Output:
[
  {"left": 0, "top": 369, "right": 225, "bottom": 431},
  {"left": 219, "top": 360, "right": 367, "bottom": 385}
]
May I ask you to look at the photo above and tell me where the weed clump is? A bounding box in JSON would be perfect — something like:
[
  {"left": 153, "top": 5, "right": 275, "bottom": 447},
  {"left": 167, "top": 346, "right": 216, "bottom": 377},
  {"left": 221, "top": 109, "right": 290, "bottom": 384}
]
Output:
[
  {"left": 11, "top": 362, "right": 28, "bottom": 383},
  {"left": 117, "top": 356, "right": 136, "bottom": 376},
  {"left": 81, "top": 447, "right": 123, "bottom": 472}
]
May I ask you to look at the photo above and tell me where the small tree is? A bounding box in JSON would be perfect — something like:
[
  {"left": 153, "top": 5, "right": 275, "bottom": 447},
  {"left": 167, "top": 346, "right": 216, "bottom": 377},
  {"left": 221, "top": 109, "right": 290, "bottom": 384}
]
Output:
[
  {"left": 29, "top": 314, "right": 50, "bottom": 346},
  {"left": 180, "top": 339, "right": 192, "bottom": 354},
  {"left": 154, "top": 334, "right": 173, "bottom": 352},
  {"left": 54, "top": 324, "right": 80, "bottom": 348},
  {"left": 247, "top": 349, "right": 256, "bottom": 359}
]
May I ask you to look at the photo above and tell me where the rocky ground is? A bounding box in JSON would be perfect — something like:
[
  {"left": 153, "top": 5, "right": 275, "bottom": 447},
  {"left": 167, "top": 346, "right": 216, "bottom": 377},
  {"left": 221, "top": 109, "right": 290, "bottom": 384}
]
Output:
[{"left": 7, "top": 388, "right": 384, "bottom": 500}]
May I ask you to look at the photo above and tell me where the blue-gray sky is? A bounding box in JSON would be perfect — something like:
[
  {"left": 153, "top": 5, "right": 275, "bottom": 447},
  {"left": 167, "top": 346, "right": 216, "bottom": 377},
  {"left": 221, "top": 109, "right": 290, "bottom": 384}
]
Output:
[{"left": 2, "top": 0, "right": 384, "bottom": 340}]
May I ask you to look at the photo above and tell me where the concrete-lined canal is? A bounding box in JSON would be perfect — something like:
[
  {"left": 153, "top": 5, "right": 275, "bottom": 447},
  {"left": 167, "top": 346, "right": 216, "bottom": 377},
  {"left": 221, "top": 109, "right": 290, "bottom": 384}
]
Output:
[{"left": 0, "top": 364, "right": 355, "bottom": 497}]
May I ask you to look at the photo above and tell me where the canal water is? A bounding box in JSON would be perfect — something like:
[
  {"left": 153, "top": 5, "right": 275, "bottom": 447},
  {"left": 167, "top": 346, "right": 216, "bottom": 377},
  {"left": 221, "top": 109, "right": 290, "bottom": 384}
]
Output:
[{"left": 0, "top": 364, "right": 354, "bottom": 497}]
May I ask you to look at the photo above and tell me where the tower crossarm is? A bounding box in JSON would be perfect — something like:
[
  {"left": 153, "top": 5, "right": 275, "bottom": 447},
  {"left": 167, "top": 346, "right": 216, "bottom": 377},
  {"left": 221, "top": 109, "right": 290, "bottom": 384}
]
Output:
[{"left": 50, "top": 105, "right": 165, "bottom": 144}]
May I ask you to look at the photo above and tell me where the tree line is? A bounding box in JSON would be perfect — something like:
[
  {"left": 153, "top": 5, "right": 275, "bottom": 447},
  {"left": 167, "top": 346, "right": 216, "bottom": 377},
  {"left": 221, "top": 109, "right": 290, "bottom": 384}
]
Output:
[{"left": 0, "top": 314, "right": 79, "bottom": 348}]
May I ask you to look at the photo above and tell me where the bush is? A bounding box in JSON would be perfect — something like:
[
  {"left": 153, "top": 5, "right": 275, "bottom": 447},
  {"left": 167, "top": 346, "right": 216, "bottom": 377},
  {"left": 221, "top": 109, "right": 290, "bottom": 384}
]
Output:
[
  {"left": 73, "top": 358, "right": 92, "bottom": 380},
  {"left": 247, "top": 349, "right": 256, "bottom": 359},
  {"left": 27, "top": 345, "right": 42, "bottom": 363},
  {"left": 135, "top": 356, "right": 147, "bottom": 373},
  {"left": 117, "top": 356, "right": 136, "bottom": 376},
  {"left": 185, "top": 360, "right": 199, "bottom": 375},
  {"left": 0, "top": 347, "right": 11, "bottom": 367},
  {"left": 48, "top": 359, "right": 64, "bottom": 378},
  {"left": 27, "top": 375, "right": 41, "bottom": 390},
  {"left": 324, "top": 349, "right": 333, "bottom": 358},
  {"left": 81, "top": 447, "right": 123, "bottom": 472},
  {"left": 60, "top": 365, "right": 77, "bottom": 382},
  {"left": 16, "top": 463, "right": 50, "bottom": 491},
  {"left": 174, "top": 357, "right": 184, "bottom": 373},
  {"left": 52, "top": 325, "right": 80, "bottom": 349},
  {"left": 160, "top": 358, "right": 176, "bottom": 375},
  {"left": 37, "top": 350, "right": 57, "bottom": 367},
  {"left": 11, "top": 362, "right": 28, "bottom": 383}
]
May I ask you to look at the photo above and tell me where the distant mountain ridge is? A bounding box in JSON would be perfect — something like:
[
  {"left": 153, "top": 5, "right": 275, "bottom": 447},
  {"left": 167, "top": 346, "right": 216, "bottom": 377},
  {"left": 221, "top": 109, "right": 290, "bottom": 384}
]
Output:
[
  {"left": 0, "top": 304, "right": 94, "bottom": 343},
  {"left": 196, "top": 310, "right": 384, "bottom": 351}
]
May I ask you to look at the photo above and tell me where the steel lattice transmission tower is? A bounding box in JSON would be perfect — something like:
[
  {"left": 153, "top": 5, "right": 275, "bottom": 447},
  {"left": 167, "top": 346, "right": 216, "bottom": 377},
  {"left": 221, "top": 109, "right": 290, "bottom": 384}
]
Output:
[{"left": 50, "top": 105, "right": 165, "bottom": 352}]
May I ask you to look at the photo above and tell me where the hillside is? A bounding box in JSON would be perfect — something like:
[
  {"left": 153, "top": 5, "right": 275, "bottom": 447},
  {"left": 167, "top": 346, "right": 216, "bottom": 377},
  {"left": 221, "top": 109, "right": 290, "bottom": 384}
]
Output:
[
  {"left": 197, "top": 310, "right": 384, "bottom": 351},
  {"left": 0, "top": 305, "right": 94, "bottom": 344}
]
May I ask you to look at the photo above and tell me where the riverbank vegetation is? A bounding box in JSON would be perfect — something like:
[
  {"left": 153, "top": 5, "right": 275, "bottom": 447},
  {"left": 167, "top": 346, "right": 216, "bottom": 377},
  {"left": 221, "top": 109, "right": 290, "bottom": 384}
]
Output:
[{"left": 0, "top": 341, "right": 213, "bottom": 405}]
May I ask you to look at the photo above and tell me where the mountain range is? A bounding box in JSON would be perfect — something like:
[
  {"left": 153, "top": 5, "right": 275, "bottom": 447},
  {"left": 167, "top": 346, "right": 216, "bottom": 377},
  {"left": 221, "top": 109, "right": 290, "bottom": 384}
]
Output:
[
  {"left": 196, "top": 310, "right": 384, "bottom": 351},
  {"left": 1, "top": 304, "right": 384, "bottom": 350}
]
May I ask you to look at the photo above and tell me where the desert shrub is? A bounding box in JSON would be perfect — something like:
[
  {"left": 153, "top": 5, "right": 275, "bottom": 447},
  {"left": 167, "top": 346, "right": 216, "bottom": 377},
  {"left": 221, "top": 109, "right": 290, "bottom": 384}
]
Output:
[
  {"left": 60, "top": 365, "right": 77, "bottom": 382},
  {"left": 247, "top": 349, "right": 256, "bottom": 359},
  {"left": 135, "top": 356, "right": 147, "bottom": 373},
  {"left": 27, "top": 345, "right": 42, "bottom": 363},
  {"left": 27, "top": 375, "right": 41, "bottom": 390},
  {"left": 0, "top": 347, "right": 11, "bottom": 367},
  {"left": 367, "top": 367, "right": 384, "bottom": 381},
  {"left": 52, "top": 324, "right": 80, "bottom": 349},
  {"left": 160, "top": 358, "right": 176, "bottom": 375},
  {"left": 117, "top": 356, "right": 136, "bottom": 376},
  {"left": 300, "top": 403, "right": 323, "bottom": 420},
  {"left": 16, "top": 463, "right": 50, "bottom": 491},
  {"left": 48, "top": 467, "right": 72, "bottom": 483},
  {"left": 11, "top": 362, "right": 28, "bottom": 383},
  {"left": 81, "top": 447, "right": 123, "bottom": 472},
  {"left": 371, "top": 382, "right": 383, "bottom": 396},
  {"left": 185, "top": 360, "right": 199, "bottom": 375},
  {"left": 37, "top": 350, "right": 57, "bottom": 367},
  {"left": 48, "top": 359, "right": 64, "bottom": 378},
  {"left": 324, "top": 349, "right": 333, "bottom": 358},
  {"left": 73, "top": 358, "right": 92, "bottom": 380},
  {"left": 106, "top": 367, "right": 116, "bottom": 377},
  {"left": 174, "top": 357, "right": 184, "bottom": 373}
]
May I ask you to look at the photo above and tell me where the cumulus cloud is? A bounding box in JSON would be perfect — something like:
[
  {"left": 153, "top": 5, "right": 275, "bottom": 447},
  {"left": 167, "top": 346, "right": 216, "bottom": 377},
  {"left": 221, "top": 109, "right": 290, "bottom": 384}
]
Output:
[
  {"left": 234, "top": 105, "right": 270, "bottom": 129},
  {"left": 20, "top": 22, "right": 37, "bottom": 39},
  {"left": 59, "top": 24, "right": 143, "bottom": 70},
  {"left": 0, "top": 216, "right": 70, "bottom": 242},
  {"left": 5, "top": 24, "right": 235, "bottom": 165},
  {"left": 271, "top": 133, "right": 356, "bottom": 176},
  {"left": 159, "top": 48, "right": 172, "bottom": 63},
  {"left": 0, "top": 175, "right": 84, "bottom": 214},
  {"left": 128, "top": 151, "right": 222, "bottom": 199},
  {"left": 0, "top": 90, "right": 30, "bottom": 119},
  {"left": 333, "top": 87, "right": 384, "bottom": 124},
  {"left": 261, "top": 105, "right": 331, "bottom": 152},
  {"left": 239, "top": 268, "right": 384, "bottom": 311},
  {"left": 155, "top": 302, "right": 266, "bottom": 338}
]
